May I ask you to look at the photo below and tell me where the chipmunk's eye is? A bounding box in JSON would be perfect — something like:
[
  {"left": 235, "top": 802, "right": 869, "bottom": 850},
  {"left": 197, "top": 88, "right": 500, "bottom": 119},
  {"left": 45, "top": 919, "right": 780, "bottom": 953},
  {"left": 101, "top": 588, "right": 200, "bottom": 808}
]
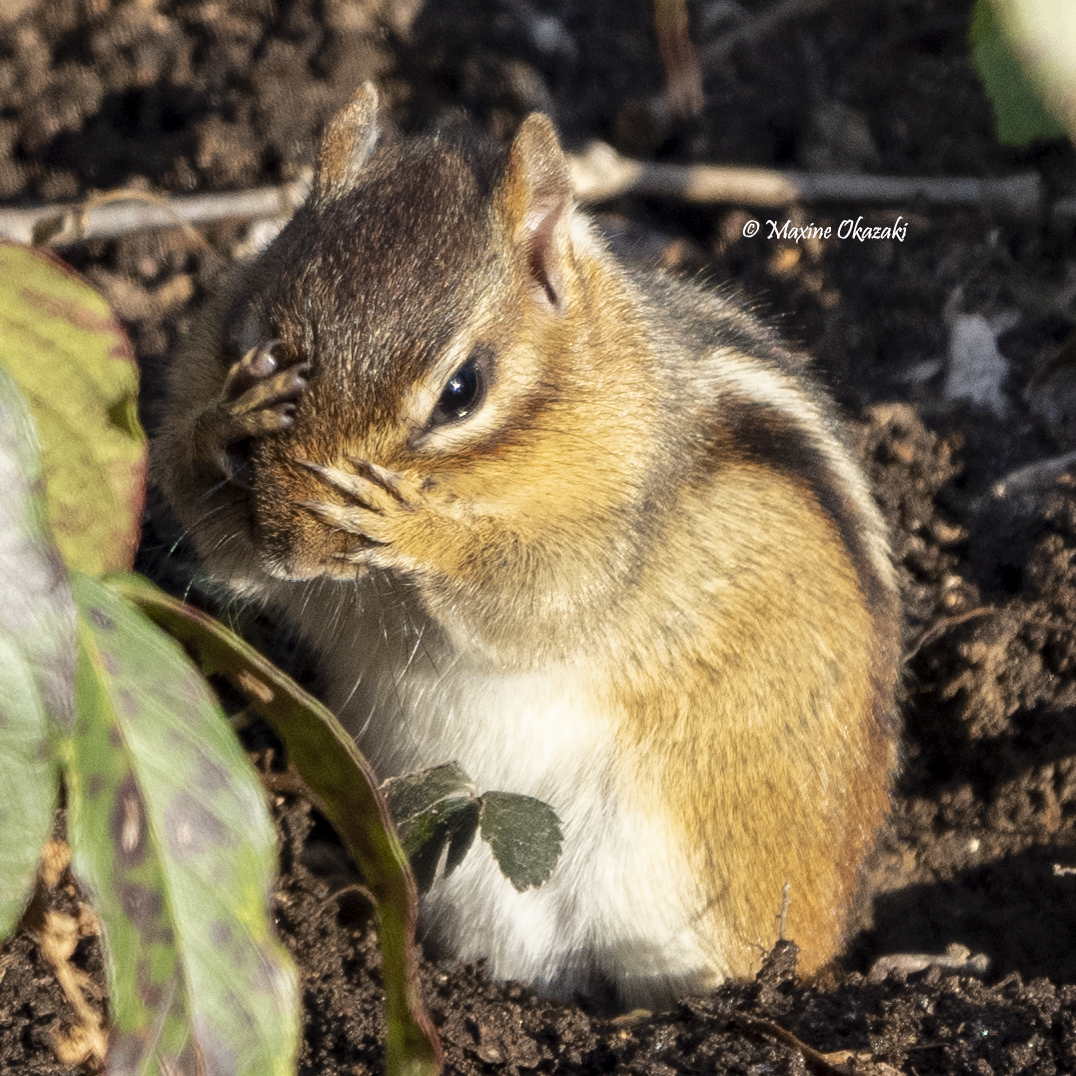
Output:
[{"left": 430, "top": 352, "right": 486, "bottom": 427}]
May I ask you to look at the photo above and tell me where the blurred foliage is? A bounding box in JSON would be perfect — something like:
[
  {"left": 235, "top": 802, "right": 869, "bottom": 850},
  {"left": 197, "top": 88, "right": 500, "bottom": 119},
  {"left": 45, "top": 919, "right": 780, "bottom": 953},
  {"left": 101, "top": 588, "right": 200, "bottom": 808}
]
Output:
[
  {"left": 972, "top": 0, "right": 1071, "bottom": 145},
  {"left": 0, "top": 242, "right": 439, "bottom": 1076}
]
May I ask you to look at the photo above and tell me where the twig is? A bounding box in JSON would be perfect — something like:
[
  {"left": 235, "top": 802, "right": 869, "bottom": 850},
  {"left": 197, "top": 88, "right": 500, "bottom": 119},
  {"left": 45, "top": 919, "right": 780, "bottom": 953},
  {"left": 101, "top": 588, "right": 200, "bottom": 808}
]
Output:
[
  {"left": 0, "top": 174, "right": 310, "bottom": 246},
  {"left": 733, "top": 1014, "right": 846, "bottom": 1075},
  {"left": 868, "top": 943, "right": 990, "bottom": 984},
  {"left": 991, "top": 449, "right": 1076, "bottom": 498},
  {"left": 24, "top": 841, "right": 108, "bottom": 1070},
  {"left": 568, "top": 141, "right": 1042, "bottom": 215},
  {"left": 903, "top": 606, "right": 995, "bottom": 664},
  {"left": 654, "top": 0, "right": 704, "bottom": 119},
  {"left": 733, "top": 1013, "right": 907, "bottom": 1076},
  {"left": 637, "top": 0, "right": 828, "bottom": 133},
  {"left": 0, "top": 151, "right": 1041, "bottom": 250}
]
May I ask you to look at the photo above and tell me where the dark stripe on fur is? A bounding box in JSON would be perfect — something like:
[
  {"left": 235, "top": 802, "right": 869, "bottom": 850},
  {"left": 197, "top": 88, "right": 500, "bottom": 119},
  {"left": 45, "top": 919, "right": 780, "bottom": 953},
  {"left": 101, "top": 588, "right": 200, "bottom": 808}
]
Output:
[{"left": 719, "top": 396, "right": 894, "bottom": 624}]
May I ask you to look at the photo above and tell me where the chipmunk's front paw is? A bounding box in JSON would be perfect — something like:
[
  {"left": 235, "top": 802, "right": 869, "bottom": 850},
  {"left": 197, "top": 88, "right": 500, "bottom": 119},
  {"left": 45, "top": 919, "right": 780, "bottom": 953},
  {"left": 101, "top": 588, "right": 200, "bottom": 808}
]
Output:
[
  {"left": 219, "top": 340, "right": 310, "bottom": 440},
  {"left": 202, "top": 340, "right": 310, "bottom": 484},
  {"left": 299, "top": 457, "right": 426, "bottom": 564}
]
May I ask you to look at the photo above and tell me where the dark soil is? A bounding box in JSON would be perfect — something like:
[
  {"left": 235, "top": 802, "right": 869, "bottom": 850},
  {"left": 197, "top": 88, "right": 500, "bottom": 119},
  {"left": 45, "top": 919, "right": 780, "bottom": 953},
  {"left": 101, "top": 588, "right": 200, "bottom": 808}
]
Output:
[{"left": 4, "top": 0, "right": 1076, "bottom": 1073}]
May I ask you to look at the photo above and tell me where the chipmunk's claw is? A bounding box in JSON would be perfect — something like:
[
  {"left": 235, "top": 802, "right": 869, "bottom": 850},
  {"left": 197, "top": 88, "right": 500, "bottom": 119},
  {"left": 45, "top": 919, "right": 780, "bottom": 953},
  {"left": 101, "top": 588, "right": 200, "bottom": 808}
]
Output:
[
  {"left": 299, "top": 458, "right": 419, "bottom": 514},
  {"left": 346, "top": 457, "right": 413, "bottom": 504},
  {"left": 302, "top": 499, "right": 390, "bottom": 542},
  {"left": 299, "top": 457, "right": 422, "bottom": 554}
]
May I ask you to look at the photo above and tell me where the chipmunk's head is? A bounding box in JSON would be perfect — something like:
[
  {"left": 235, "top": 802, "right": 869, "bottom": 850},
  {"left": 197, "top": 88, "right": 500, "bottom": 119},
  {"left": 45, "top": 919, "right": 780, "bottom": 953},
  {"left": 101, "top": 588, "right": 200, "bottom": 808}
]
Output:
[{"left": 222, "top": 84, "right": 656, "bottom": 585}]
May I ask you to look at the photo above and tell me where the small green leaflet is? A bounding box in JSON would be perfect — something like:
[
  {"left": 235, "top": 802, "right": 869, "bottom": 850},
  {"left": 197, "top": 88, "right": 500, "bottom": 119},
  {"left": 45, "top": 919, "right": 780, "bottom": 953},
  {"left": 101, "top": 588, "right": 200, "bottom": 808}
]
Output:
[
  {"left": 383, "top": 764, "right": 564, "bottom": 894},
  {"left": 479, "top": 792, "right": 563, "bottom": 893},
  {"left": 383, "top": 763, "right": 480, "bottom": 893}
]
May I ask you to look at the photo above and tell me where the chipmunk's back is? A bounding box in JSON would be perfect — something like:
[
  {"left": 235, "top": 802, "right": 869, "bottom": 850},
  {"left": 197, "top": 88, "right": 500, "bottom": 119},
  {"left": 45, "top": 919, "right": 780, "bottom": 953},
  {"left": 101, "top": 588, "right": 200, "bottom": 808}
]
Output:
[{"left": 154, "top": 85, "right": 901, "bottom": 1009}]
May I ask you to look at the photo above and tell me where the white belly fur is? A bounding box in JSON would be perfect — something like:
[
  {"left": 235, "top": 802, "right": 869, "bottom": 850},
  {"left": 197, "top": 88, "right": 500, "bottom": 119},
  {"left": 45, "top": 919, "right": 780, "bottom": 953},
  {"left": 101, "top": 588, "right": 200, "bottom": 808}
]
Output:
[{"left": 288, "top": 579, "right": 730, "bottom": 1007}]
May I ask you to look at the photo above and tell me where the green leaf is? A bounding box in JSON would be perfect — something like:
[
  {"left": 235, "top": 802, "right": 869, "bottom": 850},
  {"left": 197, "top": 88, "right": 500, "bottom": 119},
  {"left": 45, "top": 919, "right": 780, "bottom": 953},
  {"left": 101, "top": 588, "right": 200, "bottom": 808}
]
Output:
[
  {"left": 405, "top": 809, "right": 474, "bottom": 896},
  {"left": 0, "top": 366, "right": 69, "bottom": 937},
  {"left": 382, "top": 761, "right": 475, "bottom": 830},
  {"left": 990, "top": 0, "right": 1076, "bottom": 142},
  {"left": 971, "top": 0, "right": 1068, "bottom": 144},
  {"left": 66, "top": 572, "right": 298, "bottom": 1076},
  {"left": 479, "top": 792, "right": 563, "bottom": 893},
  {"left": 442, "top": 798, "right": 481, "bottom": 879},
  {"left": 382, "top": 764, "right": 480, "bottom": 893},
  {"left": 383, "top": 762, "right": 474, "bottom": 853},
  {"left": 0, "top": 242, "right": 146, "bottom": 574},
  {"left": 107, "top": 571, "right": 442, "bottom": 1076}
]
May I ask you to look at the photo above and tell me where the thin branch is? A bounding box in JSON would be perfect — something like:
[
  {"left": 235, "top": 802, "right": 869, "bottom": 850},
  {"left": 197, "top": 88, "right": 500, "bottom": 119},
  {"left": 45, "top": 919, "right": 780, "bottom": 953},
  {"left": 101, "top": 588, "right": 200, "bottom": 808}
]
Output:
[
  {"left": 732, "top": 1013, "right": 866, "bottom": 1076},
  {"left": 868, "top": 943, "right": 990, "bottom": 984},
  {"left": 903, "top": 606, "right": 995, "bottom": 664},
  {"left": 568, "top": 141, "right": 1042, "bottom": 215},
  {"left": 991, "top": 449, "right": 1076, "bottom": 498},
  {"left": 653, "top": 0, "right": 704, "bottom": 120},
  {"left": 0, "top": 175, "right": 311, "bottom": 246},
  {"left": 633, "top": 0, "right": 843, "bottom": 142},
  {"left": 0, "top": 152, "right": 1041, "bottom": 249}
]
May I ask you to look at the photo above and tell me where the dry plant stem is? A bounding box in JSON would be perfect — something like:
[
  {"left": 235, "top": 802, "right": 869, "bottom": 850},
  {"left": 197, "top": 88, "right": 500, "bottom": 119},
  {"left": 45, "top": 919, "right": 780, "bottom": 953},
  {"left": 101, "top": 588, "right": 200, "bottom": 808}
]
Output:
[
  {"left": 867, "top": 943, "right": 990, "bottom": 983},
  {"left": 735, "top": 1014, "right": 908, "bottom": 1076},
  {"left": 990, "top": 449, "right": 1076, "bottom": 497},
  {"left": 35, "top": 909, "right": 108, "bottom": 1069},
  {"left": 568, "top": 143, "right": 1042, "bottom": 215},
  {"left": 0, "top": 176, "right": 310, "bottom": 245},
  {"left": 0, "top": 158, "right": 1040, "bottom": 248},
  {"left": 903, "top": 606, "right": 995, "bottom": 664},
  {"left": 641, "top": 0, "right": 827, "bottom": 128},
  {"left": 653, "top": 0, "right": 704, "bottom": 119},
  {"left": 732, "top": 1014, "right": 887, "bottom": 1076}
]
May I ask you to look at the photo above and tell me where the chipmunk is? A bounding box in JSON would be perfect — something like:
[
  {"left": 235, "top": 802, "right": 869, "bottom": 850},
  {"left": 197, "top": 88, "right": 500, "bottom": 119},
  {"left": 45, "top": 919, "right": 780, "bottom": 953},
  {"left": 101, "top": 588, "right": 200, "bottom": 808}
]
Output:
[{"left": 154, "top": 84, "right": 901, "bottom": 1010}]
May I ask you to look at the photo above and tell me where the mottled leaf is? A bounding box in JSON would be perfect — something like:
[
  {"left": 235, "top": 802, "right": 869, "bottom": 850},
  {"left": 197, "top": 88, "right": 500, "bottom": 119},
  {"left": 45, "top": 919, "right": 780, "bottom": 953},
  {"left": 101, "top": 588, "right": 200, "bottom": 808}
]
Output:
[
  {"left": 383, "top": 762, "right": 474, "bottom": 851},
  {"left": 0, "top": 242, "right": 146, "bottom": 574},
  {"left": 0, "top": 367, "right": 70, "bottom": 937},
  {"left": 107, "top": 571, "right": 441, "bottom": 1076},
  {"left": 479, "top": 792, "right": 564, "bottom": 893},
  {"left": 442, "top": 800, "right": 481, "bottom": 878},
  {"left": 67, "top": 572, "right": 298, "bottom": 1076},
  {"left": 382, "top": 764, "right": 480, "bottom": 893},
  {"left": 972, "top": 0, "right": 1068, "bottom": 144}
]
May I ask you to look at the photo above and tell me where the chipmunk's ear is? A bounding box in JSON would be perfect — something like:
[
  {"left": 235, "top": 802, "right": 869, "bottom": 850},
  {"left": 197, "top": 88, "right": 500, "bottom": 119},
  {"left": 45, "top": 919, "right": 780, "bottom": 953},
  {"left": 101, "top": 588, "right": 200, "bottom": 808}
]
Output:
[
  {"left": 496, "top": 113, "right": 574, "bottom": 313},
  {"left": 315, "top": 82, "right": 381, "bottom": 199}
]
